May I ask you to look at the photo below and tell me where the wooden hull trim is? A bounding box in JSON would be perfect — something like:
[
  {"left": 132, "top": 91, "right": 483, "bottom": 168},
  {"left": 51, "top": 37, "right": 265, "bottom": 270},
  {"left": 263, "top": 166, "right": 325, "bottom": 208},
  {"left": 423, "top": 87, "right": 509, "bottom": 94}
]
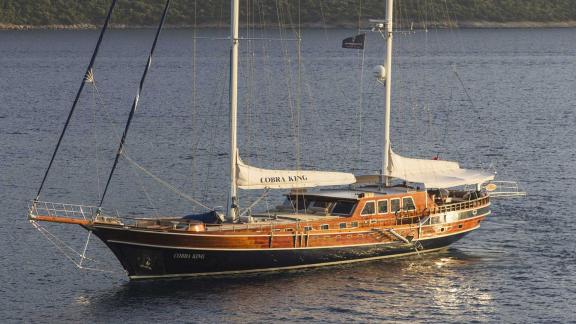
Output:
[
  {"left": 93, "top": 225, "right": 277, "bottom": 237},
  {"left": 90, "top": 211, "right": 489, "bottom": 238},
  {"left": 128, "top": 246, "right": 449, "bottom": 280},
  {"left": 108, "top": 238, "right": 398, "bottom": 251},
  {"left": 105, "top": 225, "right": 480, "bottom": 252}
]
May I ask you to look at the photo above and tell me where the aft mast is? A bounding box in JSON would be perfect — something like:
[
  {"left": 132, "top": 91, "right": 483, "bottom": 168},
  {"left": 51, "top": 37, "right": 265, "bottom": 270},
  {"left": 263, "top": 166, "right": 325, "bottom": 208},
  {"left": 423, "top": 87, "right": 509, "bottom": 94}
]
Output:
[
  {"left": 382, "top": 0, "right": 394, "bottom": 186},
  {"left": 228, "top": 0, "right": 240, "bottom": 222}
]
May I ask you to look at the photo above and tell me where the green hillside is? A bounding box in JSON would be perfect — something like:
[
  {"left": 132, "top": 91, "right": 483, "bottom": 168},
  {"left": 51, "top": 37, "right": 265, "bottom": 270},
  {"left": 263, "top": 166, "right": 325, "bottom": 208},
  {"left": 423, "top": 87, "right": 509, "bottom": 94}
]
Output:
[{"left": 1, "top": 0, "right": 576, "bottom": 28}]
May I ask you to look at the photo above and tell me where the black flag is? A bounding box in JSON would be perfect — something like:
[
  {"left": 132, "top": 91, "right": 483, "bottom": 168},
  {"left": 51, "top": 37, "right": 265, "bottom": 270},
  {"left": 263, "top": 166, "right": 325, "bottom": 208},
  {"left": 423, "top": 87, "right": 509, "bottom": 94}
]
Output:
[{"left": 342, "top": 33, "right": 365, "bottom": 49}]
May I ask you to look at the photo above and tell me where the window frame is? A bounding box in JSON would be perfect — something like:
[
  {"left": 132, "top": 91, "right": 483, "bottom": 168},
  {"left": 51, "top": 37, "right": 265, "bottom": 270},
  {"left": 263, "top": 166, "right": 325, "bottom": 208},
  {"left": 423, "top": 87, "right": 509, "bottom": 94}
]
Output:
[
  {"left": 331, "top": 200, "right": 357, "bottom": 216},
  {"left": 390, "top": 198, "right": 401, "bottom": 213},
  {"left": 402, "top": 196, "right": 416, "bottom": 211},
  {"left": 377, "top": 199, "right": 389, "bottom": 214},
  {"left": 360, "top": 200, "right": 376, "bottom": 216}
]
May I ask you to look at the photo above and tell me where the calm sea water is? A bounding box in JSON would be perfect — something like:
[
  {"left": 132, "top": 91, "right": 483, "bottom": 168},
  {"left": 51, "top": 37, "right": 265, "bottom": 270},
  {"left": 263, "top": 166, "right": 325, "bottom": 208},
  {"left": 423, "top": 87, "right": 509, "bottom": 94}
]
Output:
[{"left": 1, "top": 28, "right": 575, "bottom": 322}]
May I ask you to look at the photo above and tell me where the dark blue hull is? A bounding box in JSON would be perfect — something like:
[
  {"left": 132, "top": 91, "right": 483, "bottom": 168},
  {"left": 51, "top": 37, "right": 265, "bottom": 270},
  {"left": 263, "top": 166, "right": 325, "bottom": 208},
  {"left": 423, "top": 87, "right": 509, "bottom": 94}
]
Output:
[{"left": 95, "top": 231, "right": 472, "bottom": 279}]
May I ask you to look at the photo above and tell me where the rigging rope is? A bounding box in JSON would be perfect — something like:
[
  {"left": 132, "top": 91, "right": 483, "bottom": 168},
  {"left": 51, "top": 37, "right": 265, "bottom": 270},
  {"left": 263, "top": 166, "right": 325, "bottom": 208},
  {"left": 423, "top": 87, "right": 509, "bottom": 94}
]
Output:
[
  {"left": 355, "top": 0, "right": 366, "bottom": 174},
  {"left": 122, "top": 154, "right": 213, "bottom": 212},
  {"left": 452, "top": 64, "right": 476, "bottom": 110},
  {"left": 89, "top": 86, "right": 103, "bottom": 202},
  {"left": 187, "top": 0, "right": 199, "bottom": 196},
  {"left": 36, "top": 0, "right": 118, "bottom": 200},
  {"left": 99, "top": 0, "right": 171, "bottom": 207},
  {"left": 31, "top": 221, "right": 121, "bottom": 274},
  {"left": 90, "top": 82, "right": 159, "bottom": 215}
]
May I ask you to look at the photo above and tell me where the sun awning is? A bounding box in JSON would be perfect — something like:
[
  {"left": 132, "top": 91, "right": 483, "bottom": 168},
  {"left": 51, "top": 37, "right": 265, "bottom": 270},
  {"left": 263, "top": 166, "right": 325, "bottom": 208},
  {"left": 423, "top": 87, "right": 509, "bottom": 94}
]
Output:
[
  {"left": 237, "top": 156, "right": 356, "bottom": 190},
  {"left": 388, "top": 149, "right": 494, "bottom": 188}
]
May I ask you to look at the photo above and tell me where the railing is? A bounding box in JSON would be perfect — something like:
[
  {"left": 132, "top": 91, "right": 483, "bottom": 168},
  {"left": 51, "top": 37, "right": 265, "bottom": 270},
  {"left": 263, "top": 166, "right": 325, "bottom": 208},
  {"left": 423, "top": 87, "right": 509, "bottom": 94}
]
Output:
[
  {"left": 29, "top": 200, "right": 100, "bottom": 222},
  {"left": 429, "top": 196, "right": 490, "bottom": 215},
  {"left": 389, "top": 196, "right": 488, "bottom": 226},
  {"left": 485, "top": 181, "right": 527, "bottom": 198},
  {"left": 204, "top": 221, "right": 295, "bottom": 233},
  {"left": 30, "top": 195, "right": 491, "bottom": 233}
]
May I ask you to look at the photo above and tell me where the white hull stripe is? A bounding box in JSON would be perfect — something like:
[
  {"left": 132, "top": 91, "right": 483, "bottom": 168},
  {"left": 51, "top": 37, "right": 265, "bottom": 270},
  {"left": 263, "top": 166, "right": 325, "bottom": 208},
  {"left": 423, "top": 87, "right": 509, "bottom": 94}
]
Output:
[{"left": 129, "top": 246, "right": 449, "bottom": 280}]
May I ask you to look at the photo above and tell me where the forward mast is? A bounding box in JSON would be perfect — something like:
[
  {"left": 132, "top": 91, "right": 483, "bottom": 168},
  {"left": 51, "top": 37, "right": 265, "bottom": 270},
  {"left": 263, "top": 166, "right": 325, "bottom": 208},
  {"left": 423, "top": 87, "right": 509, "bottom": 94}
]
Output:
[
  {"left": 228, "top": 0, "right": 240, "bottom": 222},
  {"left": 383, "top": 0, "right": 394, "bottom": 186}
]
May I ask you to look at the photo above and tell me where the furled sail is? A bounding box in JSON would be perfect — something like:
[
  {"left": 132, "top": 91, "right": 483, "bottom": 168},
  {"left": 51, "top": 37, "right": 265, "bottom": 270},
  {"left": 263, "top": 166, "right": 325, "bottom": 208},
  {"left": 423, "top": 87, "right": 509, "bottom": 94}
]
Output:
[
  {"left": 388, "top": 148, "right": 494, "bottom": 188},
  {"left": 237, "top": 156, "right": 356, "bottom": 190}
]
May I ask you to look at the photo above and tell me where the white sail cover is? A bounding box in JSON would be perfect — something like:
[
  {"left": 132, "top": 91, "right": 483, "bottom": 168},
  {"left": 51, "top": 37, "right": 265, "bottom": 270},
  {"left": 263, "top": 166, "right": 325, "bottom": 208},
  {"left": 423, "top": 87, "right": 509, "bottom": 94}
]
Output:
[
  {"left": 237, "top": 156, "right": 356, "bottom": 190},
  {"left": 388, "top": 149, "right": 494, "bottom": 188}
]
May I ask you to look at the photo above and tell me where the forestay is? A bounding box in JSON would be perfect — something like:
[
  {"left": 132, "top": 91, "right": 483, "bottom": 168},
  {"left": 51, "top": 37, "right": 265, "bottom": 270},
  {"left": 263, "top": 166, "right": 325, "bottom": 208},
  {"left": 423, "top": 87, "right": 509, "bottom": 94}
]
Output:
[
  {"left": 387, "top": 148, "right": 494, "bottom": 188},
  {"left": 237, "top": 156, "right": 356, "bottom": 190}
]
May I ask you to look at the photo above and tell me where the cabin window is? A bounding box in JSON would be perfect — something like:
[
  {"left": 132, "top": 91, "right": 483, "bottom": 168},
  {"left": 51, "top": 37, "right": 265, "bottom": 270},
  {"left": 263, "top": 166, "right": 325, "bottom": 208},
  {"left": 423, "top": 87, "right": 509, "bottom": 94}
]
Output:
[
  {"left": 391, "top": 198, "right": 401, "bottom": 213},
  {"left": 402, "top": 197, "right": 416, "bottom": 211},
  {"left": 351, "top": 221, "right": 358, "bottom": 228},
  {"left": 308, "top": 200, "right": 332, "bottom": 214},
  {"left": 378, "top": 200, "right": 388, "bottom": 214},
  {"left": 287, "top": 195, "right": 309, "bottom": 211},
  {"left": 361, "top": 201, "right": 375, "bottom": 216},
  {"left": 304, "top": 226, "right": 313, "bottom": 231},
  {"left": 312, "top": 200, "right": 331, "bottom": 209},
  {"left": 321, "top": 224, "right": 329, "bottom": 230},
  {"left": 331, "top": 201, "right": 356, "bottom": 216},
  {"left": 339, "top": 223, "right": 346, "bottom": 229}
]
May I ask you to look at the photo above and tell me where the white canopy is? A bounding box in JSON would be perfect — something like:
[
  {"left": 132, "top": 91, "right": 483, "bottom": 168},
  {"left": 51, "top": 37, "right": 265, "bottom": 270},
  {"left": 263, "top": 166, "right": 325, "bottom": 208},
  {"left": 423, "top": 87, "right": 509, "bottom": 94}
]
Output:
[
  {"left": 388, "top": 149, "right": 494, "bottom": 188},
  {"left": 237, "top": 156, "right": 356, "bottom": 190}
]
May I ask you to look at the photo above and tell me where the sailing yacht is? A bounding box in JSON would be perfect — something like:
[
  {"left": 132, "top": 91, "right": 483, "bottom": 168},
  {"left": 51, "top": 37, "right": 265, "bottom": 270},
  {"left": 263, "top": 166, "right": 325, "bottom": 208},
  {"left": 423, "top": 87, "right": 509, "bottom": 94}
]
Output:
[{"left": 28, "top": 0, "right": 522, "bottom": 279}]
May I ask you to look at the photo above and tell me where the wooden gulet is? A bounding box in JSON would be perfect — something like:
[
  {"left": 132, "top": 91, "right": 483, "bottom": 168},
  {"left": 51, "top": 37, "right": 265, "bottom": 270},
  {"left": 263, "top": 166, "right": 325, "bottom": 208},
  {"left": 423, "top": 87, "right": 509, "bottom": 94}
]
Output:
[
  {"left": 28, "top": 0, "right": 521, "bottom": 279},
  {"left": 30, "top": 187, "right": 492, "bottom": 279}
]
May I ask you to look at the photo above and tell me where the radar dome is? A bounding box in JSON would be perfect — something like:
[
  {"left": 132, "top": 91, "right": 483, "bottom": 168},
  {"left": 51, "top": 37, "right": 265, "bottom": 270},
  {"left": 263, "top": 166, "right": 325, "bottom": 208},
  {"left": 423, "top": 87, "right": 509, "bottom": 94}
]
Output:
[{"left": 373, "top": 65, "right": 386, "bottom": 81}]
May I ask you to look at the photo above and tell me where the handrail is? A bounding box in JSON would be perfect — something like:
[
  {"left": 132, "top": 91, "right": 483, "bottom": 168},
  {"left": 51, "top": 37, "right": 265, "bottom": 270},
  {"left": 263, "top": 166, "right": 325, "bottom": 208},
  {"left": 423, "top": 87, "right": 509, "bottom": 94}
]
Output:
[
  {"left": 429, "top": 196, "right": 489, "bottom": 215},
  {"left": 31, "top": 196, "right": 491, "bottom": 233},
  {"left": 29, "top": 200, "right": 99, "bottom": 221},
  {"left": 29, "top": 200, "right": 126, "bottom": 226},
  {"left": 486, "top": 181, "right": 526, "bottom": 198},
  {"left": 391, "top": 196, "right": 488, "bottom": 221}
]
